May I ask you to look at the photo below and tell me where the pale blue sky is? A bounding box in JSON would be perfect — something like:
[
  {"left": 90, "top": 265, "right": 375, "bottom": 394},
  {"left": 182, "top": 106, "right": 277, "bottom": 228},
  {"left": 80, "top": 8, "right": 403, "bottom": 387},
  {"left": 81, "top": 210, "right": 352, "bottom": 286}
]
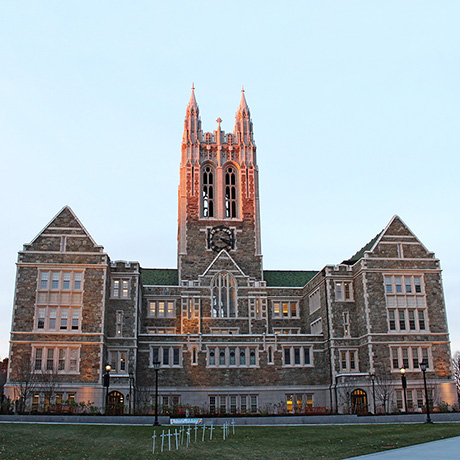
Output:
[{"left": 1, "top": 1, "right": 459, "bottom": 358}]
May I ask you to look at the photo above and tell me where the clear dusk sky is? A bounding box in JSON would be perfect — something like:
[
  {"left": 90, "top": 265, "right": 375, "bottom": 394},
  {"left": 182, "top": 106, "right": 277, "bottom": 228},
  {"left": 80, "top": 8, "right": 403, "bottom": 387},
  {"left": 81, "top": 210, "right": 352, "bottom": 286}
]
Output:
[{"left": 1, "top": 1, "right": 459, "bottom": 359}]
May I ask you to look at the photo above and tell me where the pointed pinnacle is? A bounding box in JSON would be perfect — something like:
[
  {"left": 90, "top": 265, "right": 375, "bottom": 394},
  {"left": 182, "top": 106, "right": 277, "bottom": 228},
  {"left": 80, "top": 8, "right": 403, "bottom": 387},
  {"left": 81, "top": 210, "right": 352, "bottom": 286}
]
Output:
[{"left": 188, "top": 84, "right": 198, "bottom": 108}]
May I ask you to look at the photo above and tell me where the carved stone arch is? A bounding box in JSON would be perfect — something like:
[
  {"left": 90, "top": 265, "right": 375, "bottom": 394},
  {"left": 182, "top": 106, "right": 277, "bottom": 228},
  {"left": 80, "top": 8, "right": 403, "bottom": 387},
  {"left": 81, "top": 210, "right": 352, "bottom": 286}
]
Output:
[{"left": 211, "top": 271, "right": 237, "bottom": 318}]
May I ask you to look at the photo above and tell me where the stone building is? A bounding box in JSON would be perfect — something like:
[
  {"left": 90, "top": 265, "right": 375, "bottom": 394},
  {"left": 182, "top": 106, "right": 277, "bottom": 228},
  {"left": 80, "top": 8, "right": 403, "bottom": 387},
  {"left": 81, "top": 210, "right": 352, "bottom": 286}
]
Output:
[{"left": 5, "top": 88, "right": 456, "bottom": 414}]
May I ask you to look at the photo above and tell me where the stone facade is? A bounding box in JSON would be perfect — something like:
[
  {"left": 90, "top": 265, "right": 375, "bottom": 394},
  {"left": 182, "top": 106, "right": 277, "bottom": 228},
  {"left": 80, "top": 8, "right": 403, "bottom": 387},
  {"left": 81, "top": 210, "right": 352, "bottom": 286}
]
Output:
[{"left": 5, "top": 89, "right": 456, "bottom": 415}]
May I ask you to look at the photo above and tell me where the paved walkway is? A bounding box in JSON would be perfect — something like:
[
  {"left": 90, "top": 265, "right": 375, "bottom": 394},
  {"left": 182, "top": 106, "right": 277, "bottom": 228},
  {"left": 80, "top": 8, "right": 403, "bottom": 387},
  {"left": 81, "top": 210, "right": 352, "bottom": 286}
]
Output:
[{"left": 344, "top": 436, "right": 460, "bottom": 459}]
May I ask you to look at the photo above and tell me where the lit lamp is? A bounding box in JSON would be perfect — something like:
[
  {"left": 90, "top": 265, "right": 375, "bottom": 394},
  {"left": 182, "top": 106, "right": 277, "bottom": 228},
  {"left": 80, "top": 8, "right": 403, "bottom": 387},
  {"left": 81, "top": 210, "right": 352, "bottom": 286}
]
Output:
[
  {"left": 103, "top": 364, "right": 111, "bottom": 415},
  {"left": 419, "top": 361, "right": 433, "bottom": 424},
  {"left": 400, "top": 367, "right": 408, "bottom": 413},
  {"left": 153, "top": 361, "right": 161, "bottom": 426}
]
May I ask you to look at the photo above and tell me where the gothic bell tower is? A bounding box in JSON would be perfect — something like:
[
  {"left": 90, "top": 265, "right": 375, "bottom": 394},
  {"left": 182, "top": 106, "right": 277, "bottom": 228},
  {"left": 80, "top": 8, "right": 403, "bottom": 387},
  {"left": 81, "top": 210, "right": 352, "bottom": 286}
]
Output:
[{"left": 177, "top": 86, "right": 262, "bottom": 282}]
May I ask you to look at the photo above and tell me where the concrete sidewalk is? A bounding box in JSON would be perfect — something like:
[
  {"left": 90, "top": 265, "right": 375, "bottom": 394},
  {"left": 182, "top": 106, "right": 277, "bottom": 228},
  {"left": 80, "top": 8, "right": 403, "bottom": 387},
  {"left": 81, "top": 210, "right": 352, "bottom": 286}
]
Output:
[{"left": 344, "top": 436, "right": 460, "bottom": 460}]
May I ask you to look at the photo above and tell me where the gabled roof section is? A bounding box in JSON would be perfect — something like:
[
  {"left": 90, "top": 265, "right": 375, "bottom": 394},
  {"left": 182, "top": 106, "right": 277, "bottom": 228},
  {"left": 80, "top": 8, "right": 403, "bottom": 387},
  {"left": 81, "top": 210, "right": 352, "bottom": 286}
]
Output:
[
  {"left": 342, "top": 215, "right": 432, "bottom": 265},
  {"left": 263, "top": 270, "right": 318, "bottom": 287},
  {"left": 202, "top": 250, "right": 247, "bottom": 278},
  {"left": 26, "top": 205, "right": 103, "bottom": 252},
  {"left": 141, "top": 269, "right": 178, "bottom": 286},
  {"left": 342, "top": 231, "right": 382, "bottom": 265}
]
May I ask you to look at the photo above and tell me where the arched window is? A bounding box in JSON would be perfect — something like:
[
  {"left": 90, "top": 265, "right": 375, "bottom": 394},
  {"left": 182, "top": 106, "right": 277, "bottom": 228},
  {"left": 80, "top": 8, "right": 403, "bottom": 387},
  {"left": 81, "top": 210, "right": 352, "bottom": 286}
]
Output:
[
  {"left": 202, "top": 165, "right": 215, "bottom": 218},
  {"left": 212, "top": 272, "right": 237, "bottom": 318},
  {"left": 224, "top": 166, "right": 238, "bottom": 218}
]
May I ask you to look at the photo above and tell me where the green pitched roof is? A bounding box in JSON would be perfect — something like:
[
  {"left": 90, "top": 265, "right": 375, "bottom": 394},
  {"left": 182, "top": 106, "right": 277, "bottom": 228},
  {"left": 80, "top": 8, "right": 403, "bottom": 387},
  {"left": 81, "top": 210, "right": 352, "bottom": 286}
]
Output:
[
  {"left": 263, "top": 270, "right": 318, "bottom": 287},
  {"left": 141, "top": 269, "right": 178, "bottom": 286},
  {"left": 342, "top": 231, "right": 382, "bottom": 265}
]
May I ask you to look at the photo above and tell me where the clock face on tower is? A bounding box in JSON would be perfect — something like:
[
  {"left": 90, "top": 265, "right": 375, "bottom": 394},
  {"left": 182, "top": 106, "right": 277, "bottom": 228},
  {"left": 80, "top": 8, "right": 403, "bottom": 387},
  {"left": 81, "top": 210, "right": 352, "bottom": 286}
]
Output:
[{"left": 207, "top": 226, "right": 235, "bottom": 252}]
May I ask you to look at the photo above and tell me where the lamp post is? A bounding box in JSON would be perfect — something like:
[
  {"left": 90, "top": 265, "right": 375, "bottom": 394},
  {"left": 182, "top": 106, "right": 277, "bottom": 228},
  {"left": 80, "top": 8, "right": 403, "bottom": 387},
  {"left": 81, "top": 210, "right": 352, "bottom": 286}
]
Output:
[
  {"left": 420, "top": 360, "right": 433, "bottom": 424},
  {"left": 400, "top": 367, "right": 408, "bottom": 413},
  {"left": 103, "top": 364, "right": 111, "bottom": 415},
  {"left": 370, "top": 374, "right": 376, "bottom": 414},
  {"left": 129, "top": 371, "right": 134, "bottom": 415},
  {"left": 153, "top": 361, "right": 161, "bottom": 426}
]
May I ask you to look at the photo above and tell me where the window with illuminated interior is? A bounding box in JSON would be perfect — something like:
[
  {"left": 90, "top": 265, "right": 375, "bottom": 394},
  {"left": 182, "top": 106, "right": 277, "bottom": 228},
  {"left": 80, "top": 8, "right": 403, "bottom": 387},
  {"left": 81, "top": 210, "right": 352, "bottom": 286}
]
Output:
[
  {"left": 212, "top": 272, "right": 237, "bottom": 318},
  {"left": 202, "top": 165, "right": 215, "bottom": 218},
  {"left": 224, "top": 165, "right": 238, "bottom": 218}
]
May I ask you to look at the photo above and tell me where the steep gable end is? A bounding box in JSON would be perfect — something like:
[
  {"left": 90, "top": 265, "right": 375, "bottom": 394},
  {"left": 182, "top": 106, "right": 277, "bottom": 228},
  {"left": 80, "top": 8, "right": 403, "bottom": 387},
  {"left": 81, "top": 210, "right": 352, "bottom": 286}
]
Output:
[
  {"left": 24, "top": 206, "right": 103, "bottom": 253},
  {"left": 200, "top": 250, "right": 247, "bottom": 280},
  {"left": 344, "top": 215, "right": 435, "bottom": 264}
]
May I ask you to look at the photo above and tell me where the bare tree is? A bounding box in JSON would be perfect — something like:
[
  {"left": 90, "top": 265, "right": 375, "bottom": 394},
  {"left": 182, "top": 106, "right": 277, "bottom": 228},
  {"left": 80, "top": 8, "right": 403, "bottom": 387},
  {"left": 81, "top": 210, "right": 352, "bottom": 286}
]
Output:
[
  {"left": 452, "top": 352, "right": 460, "bottom": 404},
  {"left": 135, "top": 385, "right": 154, "bottom": 415},
  {"left": 40, "top": 367, "right": 61, "bottom": 412},
  {"left": 10, "top": 359, "right": 40, "bottom": 413},
  {"left": 374, "top": 371, "right": 396, "bottom": 414}
]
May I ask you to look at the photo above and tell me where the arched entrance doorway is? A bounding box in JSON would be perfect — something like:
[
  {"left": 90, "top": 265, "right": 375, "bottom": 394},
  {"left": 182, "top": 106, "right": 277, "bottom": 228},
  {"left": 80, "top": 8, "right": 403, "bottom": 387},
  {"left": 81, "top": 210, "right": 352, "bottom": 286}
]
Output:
[
  {"left": 108, "top": 391, "right": 124, "bottom": 415},
  {"left": 351, "top": 389, "right": 367, "bottom": 414}
]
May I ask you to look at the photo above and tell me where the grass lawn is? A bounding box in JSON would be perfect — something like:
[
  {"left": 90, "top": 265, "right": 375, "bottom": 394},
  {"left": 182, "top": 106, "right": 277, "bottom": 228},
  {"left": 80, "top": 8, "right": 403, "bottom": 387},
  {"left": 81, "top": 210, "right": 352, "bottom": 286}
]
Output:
[{"left": 0, "top": 423, "right": 459, "bottom": 460}]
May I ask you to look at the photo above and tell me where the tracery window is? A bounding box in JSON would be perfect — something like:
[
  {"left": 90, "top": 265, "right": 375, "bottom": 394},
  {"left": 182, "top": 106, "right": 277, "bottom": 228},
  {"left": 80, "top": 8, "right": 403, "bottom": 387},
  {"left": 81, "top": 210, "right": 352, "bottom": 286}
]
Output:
[
  {"left": 202, "top": 165, "right": 215, "bottom": 218},
  {"left": 212, "top": 272, "right": 237, "bottom": 318},
  {"left": 224, "top": 166, "right": 238, "bottom": 218}
]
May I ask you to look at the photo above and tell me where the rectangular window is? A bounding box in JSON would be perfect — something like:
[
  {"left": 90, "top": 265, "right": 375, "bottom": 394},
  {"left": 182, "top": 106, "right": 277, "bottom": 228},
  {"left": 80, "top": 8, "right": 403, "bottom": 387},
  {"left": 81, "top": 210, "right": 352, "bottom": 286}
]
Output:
[
  {"left": 335, "top": 282, "right": 353, "bottom": 301},
  {"left": 391, "top": 346, "right": 431, "bottom": 372},
  {"left": 33, "top": 346, "right": 80, "bottom": 373},
  {"left": 395, "top": 277, "right": 402, "bottom": 293},
  {"left": 389, "top": 310, "right": 396, "bottom": 330},
  {"left": 35, "top": 348, "right": 43, "bottom": 371},
  {"left": 309, "top": 289, "right": 321, "bottom": 314},
  {"left": 74, "top": 273, "right": 82, "bottom": 290},
  {"left": 60, "top": 308, "right": 68, "bottom": 330},
  {"left": 163, "top": 348, "right": 169, "bottom": 365},
  {"left": 418, "top": 310, "right": 425, "bottom": 330},
  {"left": 209, "top": 396, "right": 216, "bottom": 414},
  {"left": 250, "top": 395, "right": 258, "bottom": 412},
  {"left": 63, "top": 273, "right": 71, "bottom": 290},
  {"left": 283, "top": 347, "right": 312, "bottom": 367},
  {"left": 414, "top": 277, "right": 422, "bottom": 293},
  {"left": 284, "top": 348, "right": 291, "bottom": 365},
  {"left": 52, "top": 272, "right": 60, "bottom": 289},
  {"left": 111, "top": 278, "right": 131, "bottom": 299},
  {"left": 49, "top": 308, "right": 57, "bottom": 329},
  {"left": 69, "top": 349, "right": 78, "bottom": 372},
  {"left": 385, "top": 276, "right": 392, "bottom": 293},
  {"left": 387, "top": 307, "right": 427, "bottom": 333},
  {"left": 151, "top": 346, "right": 182, "bottom": 368},
  {"left": 149, "top": 300, "right": 175, "bottom": 318},
  {"left": 399, "top": 310, "right": 406, "bottom": 330},
  {"left": 58, "top": 349, "right": 65, "bottom": 371},
  {"left": 405, "top": 277, "right": 412, "bottom": 293},
  {"left": 37, "top": 308, "right": 46, "bottom": 329},
  {"left": 173, "top": 348, "right": 180, "bottom": 366},
  {"left": 272, "top": 301, "right": 298, "bottom": 318},
  {"left": 71, "top": 308, "right": 80, "bottom": 330},
  {"left": 339, "top": 350, "right": 358, "bottom": 372},
  {"left": 121, "top": 280, "right": 129, "bottom": 298},
  {"left": 294, "top": 347, "right": 301, "bottom": 365},
  {"left": 41, "top": 272, "right": 49, "bottom": 290}
]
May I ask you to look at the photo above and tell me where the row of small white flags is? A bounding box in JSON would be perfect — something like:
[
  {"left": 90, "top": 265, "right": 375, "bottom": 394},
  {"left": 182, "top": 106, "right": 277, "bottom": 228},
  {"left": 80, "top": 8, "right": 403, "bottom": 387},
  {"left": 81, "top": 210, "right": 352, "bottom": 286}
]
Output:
[{"left": 152, "top": 421, "right": 236, "bottom": 454}]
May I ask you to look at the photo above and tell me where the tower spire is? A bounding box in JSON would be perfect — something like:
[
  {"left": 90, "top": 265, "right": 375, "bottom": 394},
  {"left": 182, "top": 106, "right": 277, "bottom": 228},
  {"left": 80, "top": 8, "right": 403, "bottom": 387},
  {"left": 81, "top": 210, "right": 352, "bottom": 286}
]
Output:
[
  {"left": 182, "top": 84, "right": 202, "bottom": 165},
  {"left": 239, "top": 85, "right": 249, "bottom": 112},
  {"left": 188, "top": 83, "right": 198, "bottom": 110},
  {"left": 234, "top": 86, "right": 254, "bottom": 159}
]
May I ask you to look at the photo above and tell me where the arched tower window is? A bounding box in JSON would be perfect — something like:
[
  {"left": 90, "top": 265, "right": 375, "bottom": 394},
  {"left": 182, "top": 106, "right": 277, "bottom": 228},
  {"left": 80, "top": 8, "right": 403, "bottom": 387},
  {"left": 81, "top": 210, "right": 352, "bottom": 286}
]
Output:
[
  {"left": 224, "top": 166, "right": 238, "bottom": 218},
  {"left": 202, "top": 165, "right": 215, "bottom": 218},
  {"left": 212, "top": 272, "right": 237, "bottom": 318}
]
